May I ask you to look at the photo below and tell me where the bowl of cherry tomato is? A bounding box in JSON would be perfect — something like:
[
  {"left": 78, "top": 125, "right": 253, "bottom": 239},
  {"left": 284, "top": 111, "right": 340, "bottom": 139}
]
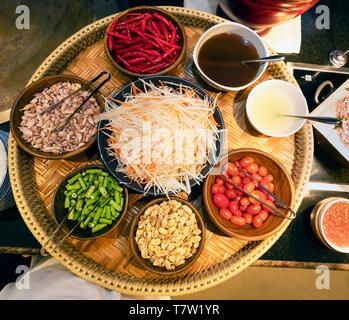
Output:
[{"left": 203, "top": 148, "right": 295, "bottom": 241}]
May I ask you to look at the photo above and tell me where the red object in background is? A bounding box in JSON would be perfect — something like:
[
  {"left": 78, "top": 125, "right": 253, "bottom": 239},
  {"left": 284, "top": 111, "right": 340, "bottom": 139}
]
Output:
[{"left": 229, "top": 0, "right": 320, "bottom": 29}]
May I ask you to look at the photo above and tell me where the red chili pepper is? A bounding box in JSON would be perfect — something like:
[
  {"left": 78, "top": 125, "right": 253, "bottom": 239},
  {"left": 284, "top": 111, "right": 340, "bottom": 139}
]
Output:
[
  {"left": 127, "top": 57, "right": 148, "bottom": 65},
  {"left": 116, "top": 54, "right": 142, "bottom": 73},
  {"left": 153, "top": 12, "right": 172, "bottom": 31},
  {"left": 153, "top": 47, "right": 176, "bottom": 64},
  {"left": 107, "top": 35, "right": 114, "bottom": 51},
  {"left": 158, "top": 21, "right": 170, "bottom": 41},
  {"left": 108, "top": 31, "right": 131, "bottom": 41},
  {"left": 109, "top": 17, "right": 119, "bottom": 32}
]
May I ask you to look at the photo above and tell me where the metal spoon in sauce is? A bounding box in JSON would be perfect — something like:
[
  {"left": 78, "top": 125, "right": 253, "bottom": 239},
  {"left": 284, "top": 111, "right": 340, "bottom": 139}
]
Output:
[
  {"left": 282, "top": 115, "right": 342, "bottom": 126},
  {"left": 241, "top": 55, "right": 285, "bottom": 65}
]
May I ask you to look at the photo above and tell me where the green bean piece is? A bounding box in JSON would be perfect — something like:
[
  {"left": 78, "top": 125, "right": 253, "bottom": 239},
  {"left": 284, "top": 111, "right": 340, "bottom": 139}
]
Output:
[
  {"left": 86, "top": 185, "right": 95, "bottom": 198},
  {"left": 99, "top": 186, "right": 108, "bottom": 197},
  {"left": 64, "top": 196, "right": 70, "bottom": 209},
  {"left": 66, "top": 182, "right": 81, "bottom": 191},
  {"left": 105, "top": 206, "right": 111, "bottom": 219},
  {"left": 98, "top": 176, "right": 104, "bottom": 188},
  {"left": 71, "top": 192, "right": 78, "bottom": 199},
  {"left": 85, "top": 197, "right": 98, "bottom": 206},
  {"left": 76, "top": 199, "right": 83, "bottom": 211},
  {"left": 101, "top": 206, "right": 107, "bottom": 218},
  {"left": 82, "top": 171, "right": 87, "bottom": 176},
  {"left": 78, "top": 177, "right": 86, "bottom": 190},
  {"left": 88, "top": 174, "right": 94, "bottom": 183},
  {"left": 120, "top": 197, "right": 124, "bottom": 210},
  {"left": 83, "top": 176, "right": 89, "bottom": 182},
  {"left": 76, "top": 188, "right": 84, "bottom": 196},
  {"left": 110, "top": 200, "right": 122, "bottom": 212},
  {"left": 73, "top": 210, "right": 80, "bottom": 221},
  {"left": 99, "top": 218, "right": 113, "bottom": 225},
  {"left": 99, "top": 197, "right": 108, "bottom": 208},
  {"left": 67, "top": 173, "right": 81, "bottom": 185},
  {"left": 92, "top": 224, "right": 107, "bottom": 233},
  {"left": 86, "top": 169, "right": 102, "bottom": 175},
  {"left": 93, "top": 180, "right": 99, "bottom": 186},
  {"left": 81, "top": 215, "right": 92, "bottom": 229},
  {"left": 101, "top": 171, "right": 109, "bottom": 177},
  {"left": 88, "top": 222, "right": 96, "bottom": 228},
  {"left": 70, "top": 199, "right": 76, "bottom": 207},
  {"left": 114, "top": 190, "right": 121, "bottom": 204},
  {"left": 93, "top": 207, "right": 103, "bottom": 223},
  {"left": 114, "top": 185, "right": 123, "bottom": 193},
  {"left": 90, "top": 190, "right": 100, "bottom": 200},
  {"left": 68, "top": 209, "right": 75, "bottom": 220},
  {"left": 103, "top": 177, "right": 109, "bottom": 188},
  {"left": 110, "top": 206, "right": 117, "bottom": 218}
]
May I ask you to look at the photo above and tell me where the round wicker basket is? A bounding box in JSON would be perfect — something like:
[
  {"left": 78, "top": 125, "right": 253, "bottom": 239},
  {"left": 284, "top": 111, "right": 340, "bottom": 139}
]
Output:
[{"left": 8, "top": 7, "right": 313, "bottom": 296}]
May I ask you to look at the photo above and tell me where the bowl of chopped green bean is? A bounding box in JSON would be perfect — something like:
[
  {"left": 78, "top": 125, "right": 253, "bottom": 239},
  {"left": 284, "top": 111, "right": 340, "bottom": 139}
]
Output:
[{"left": 52, "top": 165, "right": 128, "bottom": 239}]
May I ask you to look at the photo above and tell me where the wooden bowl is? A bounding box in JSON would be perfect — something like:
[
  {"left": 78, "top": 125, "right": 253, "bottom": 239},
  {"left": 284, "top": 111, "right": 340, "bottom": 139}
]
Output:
[
  {"left": 203, "top": 148, "right": 295, "bottom": 241},
  {"left": 129, "top": 196, "right": 206, "bottom": 275},
  {"left": 52, "top": 165, "right": 128, "bottom": 240},
  {"left": 10, "top": 74, "right": 104, "bottom": 159},
  {"left": 104, "top": 6, "right": 187, "bottom": 77}
]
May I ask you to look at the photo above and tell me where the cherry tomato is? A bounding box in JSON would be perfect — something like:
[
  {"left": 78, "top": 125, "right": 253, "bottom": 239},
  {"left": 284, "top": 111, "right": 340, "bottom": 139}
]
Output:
[
  {"left": 239, "top": 205, "right": 248, "bottom": 212},
  {"left": 213, "top": 193, "right": 229, "bottom": 209},
  {"left": 249, "top": 190, "right": 267, "bottom": 204},
  {"left": 258, "top": 166, "right": 268, "bottom": 177},
  {"left": 225, "top": 189, "right": 237, "bottom": 199},
  {"left": 262, "top": 200, "right": 275, "bottom": 213},
  {"left": 269, "top": 183, "right": 275, "bottom": 192},
  {"left": 225, "top": 180, "right": 234, "bottom": 190},
  {"left": 240, "top": 197, "right": 250, "bottom": 207},
  {"left": 243, "top": 213, "right": 253, "bottom": 224},
  {"left": 260, "top": 179, "right": 271, "bottom": 191},
  {"left": 211, "top": 183, "right": 222, "bottom": 194},
  {"left": 225, "top": 162, "right": 239, "bottom": 176},
  {"left": 240, "top": 157, "right": 254, "bottom": 168},
  {"left": 246, "top": 204, "right": 261, "bottom": 215},
  {"left": 238, "top": 171, "right": 246, "bottom": 178},
  {"left": 252, "top": 215, "right": 263, "bottom": 228},
  {"left": 246, "top": 163, "right": 259, "bottom": 174},
  {"left": 259, "top": 210, "right": 269, "bottom": 221},
  {"left": 230, "top": 216, "right": 246, "bottom": 226},
  {"left": 243, "top": 181, "right": 255, "bottom": 193},
  {"left": 215, "top": 176, "right": 225, "bottom": 185},
  {"left": 242, "top": 177, "right": 252, "bottom": 184},
  {"left": 232, "top": 175, "right": 241, "bottom": 185},
  {"left": 219, "top": 208, "right": 232, "bottom": 220},
  {"left": 236, "top": 189, "right": 244, "bottom": 196},
  {"left": 228, "top": 200, "right": 239, "bottom": 214},
  {"left": 235, "top": 195, "right": 242, "bottom": 203},
  {"left": 252, "top": 173, "right": 263, "bottom": 182},
  {"left": 264, "top": 174, "right": 274, "bottom": 183},
  {"left": 234, "top": 210, "right": 242, "bottom": 217}
]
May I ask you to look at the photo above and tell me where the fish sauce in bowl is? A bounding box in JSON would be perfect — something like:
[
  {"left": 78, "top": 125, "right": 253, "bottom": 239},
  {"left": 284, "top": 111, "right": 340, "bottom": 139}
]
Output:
[{"left": 197, "top": 33, "right": 259, "bottom": 88}]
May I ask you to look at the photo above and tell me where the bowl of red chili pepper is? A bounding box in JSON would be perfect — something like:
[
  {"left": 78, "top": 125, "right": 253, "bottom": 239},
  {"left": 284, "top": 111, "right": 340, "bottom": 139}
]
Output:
[{"left": 104, "top": 6, "right": 187, "bottom": 77}]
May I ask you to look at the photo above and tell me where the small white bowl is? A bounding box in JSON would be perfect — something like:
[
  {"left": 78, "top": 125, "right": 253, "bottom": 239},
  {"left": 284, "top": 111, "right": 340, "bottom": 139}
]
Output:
[
  {"left": 246, "top": 80, "right": 308, "bottom": 137},
  {"left": 193, "top": 22, "right": 269, "bottom": 92}
]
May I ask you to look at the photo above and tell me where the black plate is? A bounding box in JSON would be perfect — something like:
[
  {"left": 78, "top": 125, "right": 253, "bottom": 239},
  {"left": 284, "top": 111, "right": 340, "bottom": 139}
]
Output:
[{"left": 97, "top": 76, "right": 225, "bottom": 196}]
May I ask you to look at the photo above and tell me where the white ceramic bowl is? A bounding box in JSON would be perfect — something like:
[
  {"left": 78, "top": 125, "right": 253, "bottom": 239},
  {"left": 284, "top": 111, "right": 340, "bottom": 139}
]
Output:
[
  {"left": 246, "top": 80, "right": 308, "bottom": 137},
  {"left": 193, "top": 22, "right": 269, "bottom": 92}
]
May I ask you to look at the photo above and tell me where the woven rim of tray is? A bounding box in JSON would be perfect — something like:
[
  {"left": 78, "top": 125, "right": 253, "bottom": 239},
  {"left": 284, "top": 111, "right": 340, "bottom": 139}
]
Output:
[{"left": 8, "top": 7, "right": 314, "bottom": 296}]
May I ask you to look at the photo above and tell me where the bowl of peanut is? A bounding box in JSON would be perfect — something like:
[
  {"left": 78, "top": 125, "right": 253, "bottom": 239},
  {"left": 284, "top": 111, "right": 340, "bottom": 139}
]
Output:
[{"left": 129, "top": 197, "right": 205, "bottom": 275}]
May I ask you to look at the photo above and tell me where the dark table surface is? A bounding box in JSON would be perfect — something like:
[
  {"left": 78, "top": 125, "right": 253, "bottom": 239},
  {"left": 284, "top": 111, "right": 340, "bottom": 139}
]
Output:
[{"left": 0, "top": 0, "right": 348, "bottom": 269}]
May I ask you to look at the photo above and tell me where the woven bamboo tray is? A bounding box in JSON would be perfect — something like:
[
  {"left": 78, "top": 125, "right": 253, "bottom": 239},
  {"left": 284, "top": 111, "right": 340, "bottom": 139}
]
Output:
[{"left": 8, "top": 7, "right": 314, "bottom": 296}]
